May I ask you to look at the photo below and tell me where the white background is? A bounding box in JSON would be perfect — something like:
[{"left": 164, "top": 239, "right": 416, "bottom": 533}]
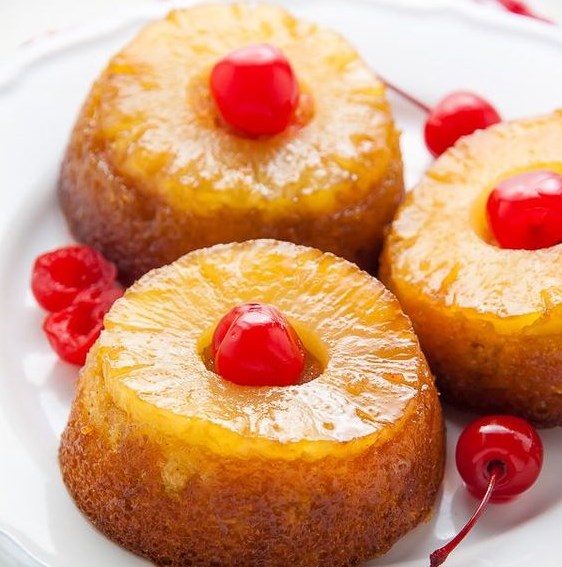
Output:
[{"left": 1, "top": 0, "right": 561, "bottom": 57}]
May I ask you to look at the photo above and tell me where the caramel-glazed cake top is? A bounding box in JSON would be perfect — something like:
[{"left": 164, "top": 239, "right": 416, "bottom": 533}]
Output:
[
  {"left": 97, "top": 240, "right": 431, "bottom": 460},
  {"left": 93, "top": 3, "right": 394, "bottom": 217},
  {"left": 385, "top": 111, "right": 562, "bottom": 329}
]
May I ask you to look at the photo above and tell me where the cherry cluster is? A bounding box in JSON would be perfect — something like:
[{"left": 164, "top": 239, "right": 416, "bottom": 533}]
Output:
[{"left": 31, "top": 246, "right": 123, "bottom": 365}]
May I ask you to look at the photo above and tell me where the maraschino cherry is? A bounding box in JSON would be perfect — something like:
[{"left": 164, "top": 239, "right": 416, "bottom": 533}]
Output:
[
  {"left": 44, "top": 286, "right": 123, "bottom": 366},
  {"left": 487, "top": 170, "right": 562, "bottom": 250},
  {"left": 210, "top": 44, "right": 299, "bottom": 137},
  {"left": 32, "top": 245, "right": 117, "bottom": 312},
  {"left": 424, "top": 92, "right": 501, "bottom": 157},
  {"left": 381, "top": 79, "right": 501, "bottom": 157},
  {"left": 430, "top": 415, "right": 543, "bottom": 566},
  {"left": 32, "top": 245, "right": 123, "bottom": 365},
  {"left": 382, "top": 1, "right": 551, "bottom": 155},
  {"left": 212, "top": 302, "right": 305, "bottom": 387}
]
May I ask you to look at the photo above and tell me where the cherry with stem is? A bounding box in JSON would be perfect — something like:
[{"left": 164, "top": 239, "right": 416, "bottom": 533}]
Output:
[
  {"left": 428, "top": 415, "right": 543, "bottom": 567},
  {"left": 380, "top": 75, "right": 502, "bottom": 157}
]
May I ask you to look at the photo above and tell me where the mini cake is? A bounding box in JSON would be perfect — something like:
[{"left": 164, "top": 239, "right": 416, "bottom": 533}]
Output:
[
  {"left": 60, "top": 239, "right": 444, "bottom": 567},
  {"left": 381, "top": 111, "right": 562, "bottom": 426},
  {"left": 59, "top": 3, "right": 404, "bottom": 284}
]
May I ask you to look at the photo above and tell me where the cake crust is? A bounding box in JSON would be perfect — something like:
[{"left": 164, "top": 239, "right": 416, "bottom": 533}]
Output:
[{"left": 61, "top": 357, "right": 444, "bottom": 567}]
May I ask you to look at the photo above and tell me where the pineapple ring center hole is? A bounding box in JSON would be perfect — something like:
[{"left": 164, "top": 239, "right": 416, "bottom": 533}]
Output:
[
  {"left": 470, "top": 162, "right": 562, "bottom": 246},
  {"left": 198, "top": 318, "right": 328, "bottom": 385}
]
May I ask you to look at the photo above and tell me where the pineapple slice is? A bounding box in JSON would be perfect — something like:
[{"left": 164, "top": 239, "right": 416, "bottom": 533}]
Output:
[
  {"left": 381, "top": 111, "right": 562, "bottom": 426},
  {"left": 60, "top": 240, "right": 443, "bottom": 567},
  {"left": 59, "top": 3, "right": 403, "bottom": 283}
]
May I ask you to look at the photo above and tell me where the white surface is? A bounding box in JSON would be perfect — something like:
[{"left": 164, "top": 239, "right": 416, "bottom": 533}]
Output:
[
  {"left": 0, "top": 1, "right": 561, "bottom": 566},
  {"left": 0, "top": 0, "right": 561, "bottom": 56}
]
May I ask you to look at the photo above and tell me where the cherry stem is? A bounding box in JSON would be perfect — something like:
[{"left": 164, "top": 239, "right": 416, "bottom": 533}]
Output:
[
  {"left": 429, "top": 465, "right": 502, "bottom": 567},
  {"left": 379, "top": 75, "right": 431, "bottom": 114},
  {"left": 381, "top": 0, "right": 555, "bottom": 112}
]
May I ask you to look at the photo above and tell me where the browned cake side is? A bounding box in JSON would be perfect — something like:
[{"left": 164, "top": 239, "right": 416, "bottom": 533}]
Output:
[
  {"left": 381, "top": 112, "right": 562, "bottom": 426},
  {"left": 60, "top": 358, "right": 443, "bottom": 567},
  {"left": 377, "top": 281, "right": 562, "bottom": 427}
]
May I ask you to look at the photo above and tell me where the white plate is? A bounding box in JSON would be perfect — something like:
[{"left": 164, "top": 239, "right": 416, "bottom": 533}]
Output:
[{"left": 0, "top": 1, "right": 561, "bottom": 566}]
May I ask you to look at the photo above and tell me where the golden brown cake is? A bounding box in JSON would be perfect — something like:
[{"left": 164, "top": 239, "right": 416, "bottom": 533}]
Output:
[
  {"left": 58, "top": 3, "right": 403, "bottom": 284},
  {"left": 60, "top": 239, "right": 444, "bottom": 567},
  {"left": 380, "top": 111, "right": 562, "bottom": 426}
]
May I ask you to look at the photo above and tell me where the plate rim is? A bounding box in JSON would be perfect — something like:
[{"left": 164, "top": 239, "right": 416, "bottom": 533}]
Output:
[
  {"left": 1, "top": 0, "right": 561, "bottom": 91},
  {"left": 0, "top": 1, "right": 561, "bottom": 567}
]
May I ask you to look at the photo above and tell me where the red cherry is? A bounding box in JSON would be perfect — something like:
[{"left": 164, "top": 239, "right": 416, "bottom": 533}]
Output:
[
  {"left": 424, "top": 91, "right": 501, "bottom": 157},
  {"left": 210, "top": 43, "right": 299, "bottom": 137},
  {"left": 495, "top": 0, "right": 553, "bottom": 22},
  {"left": 430, "top": 415, "right": 543, "bottom": 566},
  {"left": 212, "top": 303, "right": 256, "bottom": 357},
  {"left": 31, "top": 246, "right": 117, "bottom": 312},
  {"left": 456, "top": 415, "right": 543, "bottom": 502},
  {"left": 212, "top": 303, "right": 305, "bottom": 387},
  {"left": 43, "top": 286, "right": 123, "bottom": 366},
  {"left": 486, "top": 170, "right": 562, "bottom": 250},
  {"left": 74, "top": 283, "right": 124, "bottom": 317}
]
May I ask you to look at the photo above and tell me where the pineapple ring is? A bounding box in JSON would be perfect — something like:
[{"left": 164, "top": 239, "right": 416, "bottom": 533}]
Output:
[
  {"left": 60, "top": 240, "right": 444, "bottom": 567},
  {"left": 58, "top": 3, "right": 403, "bottom": 283},
  {"left": 381, "top": 111, "right": 562, "bottom": 426}
]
